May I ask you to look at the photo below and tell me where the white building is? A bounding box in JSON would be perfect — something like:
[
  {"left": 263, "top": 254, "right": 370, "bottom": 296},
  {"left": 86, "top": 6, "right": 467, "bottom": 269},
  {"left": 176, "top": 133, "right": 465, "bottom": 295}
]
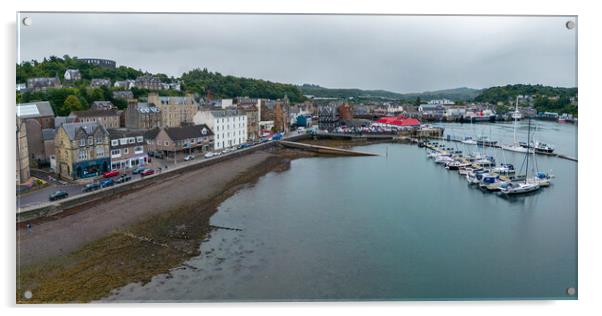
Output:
[
  {"left": 219, "top": 99, "right": 234, "bottom": 109},
  {"left": 193, "top": 110, "right": 247, "bottom": 150}
]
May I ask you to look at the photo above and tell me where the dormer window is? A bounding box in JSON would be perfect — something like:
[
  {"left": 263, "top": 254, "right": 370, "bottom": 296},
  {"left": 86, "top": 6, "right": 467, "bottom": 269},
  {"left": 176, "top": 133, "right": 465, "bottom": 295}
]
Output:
[{"left": 80, "top": 138, "right": 86, "bottom": 147}]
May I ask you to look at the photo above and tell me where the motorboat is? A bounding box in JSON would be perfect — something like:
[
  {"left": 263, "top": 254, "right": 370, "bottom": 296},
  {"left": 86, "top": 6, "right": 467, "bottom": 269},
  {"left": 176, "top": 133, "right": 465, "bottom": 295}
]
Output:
[
  {"left": 500, "top": 182, "right": 540, "bottom": 195},
  {"left": 492, "top": 163, "right": 516, "bottom": 175},
  {"left": 462, "top": 137, "right": 477, "bottom": 145},
  {"left": 476, "top": 136, "right": 498, "bottom": 147}
]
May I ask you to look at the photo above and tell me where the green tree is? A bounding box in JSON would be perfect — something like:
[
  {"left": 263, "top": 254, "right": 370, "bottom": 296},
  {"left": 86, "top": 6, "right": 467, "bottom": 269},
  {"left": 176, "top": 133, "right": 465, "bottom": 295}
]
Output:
[{"left": 63, "top": 95, "right": 84, "bottom": 113}]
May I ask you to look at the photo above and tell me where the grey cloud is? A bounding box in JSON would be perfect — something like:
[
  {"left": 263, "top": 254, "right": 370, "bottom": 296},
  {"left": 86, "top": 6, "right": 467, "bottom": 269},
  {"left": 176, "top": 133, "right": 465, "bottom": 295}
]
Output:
[{"left": 18, "top": 13, "right": 577, "bottom": 92}]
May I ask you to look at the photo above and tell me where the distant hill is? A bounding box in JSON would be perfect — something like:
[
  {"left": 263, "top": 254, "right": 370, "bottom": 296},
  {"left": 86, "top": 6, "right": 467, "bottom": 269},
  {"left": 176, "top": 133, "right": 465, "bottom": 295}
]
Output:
[
  {"left": 473, "top": 84, "right": 577, "bottom": 103},
  {"left": 299, "top": 84, "right": 480, "bottom": 101}
]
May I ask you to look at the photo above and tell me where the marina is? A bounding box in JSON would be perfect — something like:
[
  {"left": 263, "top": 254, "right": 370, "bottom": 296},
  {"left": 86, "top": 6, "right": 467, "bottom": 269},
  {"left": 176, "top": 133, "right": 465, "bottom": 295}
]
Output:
[{"left": 104, "top": 121, "right": 577, "bottom": 301}]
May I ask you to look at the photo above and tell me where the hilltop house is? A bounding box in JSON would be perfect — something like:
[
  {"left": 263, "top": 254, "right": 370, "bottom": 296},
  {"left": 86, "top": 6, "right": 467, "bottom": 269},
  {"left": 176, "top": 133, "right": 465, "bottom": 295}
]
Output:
[{"left": 64, "top": 69, "right": 81, "bottom": 81}]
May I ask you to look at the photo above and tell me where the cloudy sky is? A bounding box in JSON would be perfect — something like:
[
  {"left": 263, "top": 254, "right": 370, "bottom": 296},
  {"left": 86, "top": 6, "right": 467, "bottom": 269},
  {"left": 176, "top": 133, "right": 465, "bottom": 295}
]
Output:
[{"left": 18, "top": 13, "right": 577, "bottom": 93}]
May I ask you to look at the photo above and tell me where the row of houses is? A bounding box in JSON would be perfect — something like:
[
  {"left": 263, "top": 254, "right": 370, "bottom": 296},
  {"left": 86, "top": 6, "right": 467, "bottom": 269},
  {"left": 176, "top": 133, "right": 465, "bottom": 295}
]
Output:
[
  {"left": 20, "top": 74, "right": 182, "bottom": 92},
  {"left": 16, "top": 94, "right": 292, "bottom": 182}
]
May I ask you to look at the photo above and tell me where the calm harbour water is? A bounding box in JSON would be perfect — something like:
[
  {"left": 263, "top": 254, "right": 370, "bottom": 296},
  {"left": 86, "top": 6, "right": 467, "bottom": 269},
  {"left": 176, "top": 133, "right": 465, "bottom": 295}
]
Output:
[{"left": 105, "top": 121, "right": 577, "bottom": 301}]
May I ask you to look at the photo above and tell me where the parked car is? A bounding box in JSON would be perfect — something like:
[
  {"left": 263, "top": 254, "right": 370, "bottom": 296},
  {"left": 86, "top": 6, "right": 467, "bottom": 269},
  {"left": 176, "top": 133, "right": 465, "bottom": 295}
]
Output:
[
  {"left": 238, "top": 143, "right": 251, "bottom": 149},
  {"left": 103, "top": 170, "right": 119, "bottom": 178},
  {"left": 297, "top": 127, "right": 305, "bottom": 133},
  {"left": 141, "top": 169, "right": 155, "bottom": 177},
  {"left": 204, "top": 152, "right": 217, "bottom": 159},
  {"left": 49, "top": 190, "right": 69, "bottom": 201},
  {"left": 115, "top": 174, "right": 132, "bottom": 184},
  {"left": 132, "top": 166, "right": 146, "bottom": 174},
  {"left": 100, "top": 178, "right": 114, "bottom": 188},
  {"left": 184, "top": 155, "right": 195, "bottom": 161},
  {"left": 82, "top": 183, "right": 100, "bottom": 192}
]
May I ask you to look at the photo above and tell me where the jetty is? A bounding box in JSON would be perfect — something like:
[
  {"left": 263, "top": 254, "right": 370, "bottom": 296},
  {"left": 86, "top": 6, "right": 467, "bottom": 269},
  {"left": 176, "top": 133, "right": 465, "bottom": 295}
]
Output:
[{"left": 278, "top": 140, "right": 380, "bottom": 157}]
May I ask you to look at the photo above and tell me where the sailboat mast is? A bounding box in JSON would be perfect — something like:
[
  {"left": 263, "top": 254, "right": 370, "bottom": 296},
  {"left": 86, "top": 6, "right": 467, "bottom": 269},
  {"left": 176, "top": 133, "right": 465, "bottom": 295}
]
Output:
[
  {"left": 513, "top": 96, "right": 520, "bottom": 144},
  {"left": 525, "top": 118, "right": 531, "bottom": 184}
]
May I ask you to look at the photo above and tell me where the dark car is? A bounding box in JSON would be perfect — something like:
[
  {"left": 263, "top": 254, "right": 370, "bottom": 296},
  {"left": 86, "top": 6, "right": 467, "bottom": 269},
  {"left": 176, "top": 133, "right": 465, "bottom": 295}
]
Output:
[
  {"left": 100, "top": 178, "right": 114, "bottom": 188},
  {"left": 49, "top": 190, "right": 69, "bottom": 201},
  {"left": 238, "top": 143, "right": 251, "bottom": 149},
  {"left": 82, "top": 183, "right": 100, "bottom": 192},
  {"left": 132, "top": 166, "right": 146, "bottom": 174},
  {"left": 141, "top": 169, "right": 155, "bottom": 177},
  {"left": 115, "top": 174, "right": 132, "bottom": 184}
]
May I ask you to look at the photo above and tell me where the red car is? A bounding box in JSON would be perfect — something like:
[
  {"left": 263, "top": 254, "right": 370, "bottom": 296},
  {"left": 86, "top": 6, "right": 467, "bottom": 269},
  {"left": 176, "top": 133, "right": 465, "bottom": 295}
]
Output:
[
  {"left": 103, "top": 170, "right": 120, "bottom": 178},
  {"left": 141, "top": 169, "right": 155, "bottom": 176}
]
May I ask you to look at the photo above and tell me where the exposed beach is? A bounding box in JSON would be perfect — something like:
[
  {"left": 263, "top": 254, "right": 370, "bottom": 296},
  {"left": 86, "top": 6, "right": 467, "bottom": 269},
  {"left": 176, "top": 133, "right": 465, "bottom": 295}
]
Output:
[{"left": 17, "top": 147, "right": 314, "bottom": 303}]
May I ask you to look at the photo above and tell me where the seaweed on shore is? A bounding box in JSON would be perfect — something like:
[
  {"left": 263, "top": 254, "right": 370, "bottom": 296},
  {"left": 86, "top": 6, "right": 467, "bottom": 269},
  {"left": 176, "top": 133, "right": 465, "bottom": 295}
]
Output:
[{"left": 17, "top": 151, "right": 311, "bottom": 303}]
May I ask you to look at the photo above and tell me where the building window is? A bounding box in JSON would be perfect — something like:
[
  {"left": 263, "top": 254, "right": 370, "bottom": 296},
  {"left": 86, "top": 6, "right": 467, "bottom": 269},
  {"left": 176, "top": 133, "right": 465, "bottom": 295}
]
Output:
[
  {"left": 164, "top": 141, "right": 169, "bottom": 146},
  {"left": 128, "top": 137, "right": 135, "bottom": 144},
  {"left": 111, "top": 149, "right": 121, "bottom": 157},
  {"left": 96, "top": 136, "right": 103, "bottom": 144},
  {"left": 134, "top": 146, "right": 143, "bottom": 154},
  {"left": 120, "top": 138, "right": 127, "bottom": 145},
  {"left": 96, "top": 147, "right": 104, "bottom": 157},
  {"left": 111, "top": 139, "right": 118, "bottom": 146},
  {"left": 88, "top": 137, "right": 93, "bottom": 145},
  {"left": 80, "top": 138, "right": 86, "bottom": 147},
  {"left": 79, "top": 149, "right": 88, "bottom": 160},
  {"left": 136, "top": 136, "right": 143, "bottom": 143},
  {"left": 124, "top": 148, "right": 129, "bottom": 154}
]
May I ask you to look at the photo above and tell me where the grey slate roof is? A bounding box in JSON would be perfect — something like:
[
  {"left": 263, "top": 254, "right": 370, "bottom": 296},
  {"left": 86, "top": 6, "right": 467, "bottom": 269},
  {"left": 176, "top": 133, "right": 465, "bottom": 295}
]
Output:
[
  {"left": 16, "top": 101, "right": 55, "bottom": 119},
  {"left": 164, "top": 124, "right": 214, "bottom": 141},
  {"left": 60, "top": 122, "right": 108, "bottom": 140},
  {"left": 41, "top": 128, "right": 56, "bottom": 141}
]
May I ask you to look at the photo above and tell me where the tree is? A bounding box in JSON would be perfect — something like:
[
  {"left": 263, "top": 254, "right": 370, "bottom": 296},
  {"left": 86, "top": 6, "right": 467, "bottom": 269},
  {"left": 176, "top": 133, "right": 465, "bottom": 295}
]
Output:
[{"left": 63, "top": 95, "right": 84, "bottom": 113}]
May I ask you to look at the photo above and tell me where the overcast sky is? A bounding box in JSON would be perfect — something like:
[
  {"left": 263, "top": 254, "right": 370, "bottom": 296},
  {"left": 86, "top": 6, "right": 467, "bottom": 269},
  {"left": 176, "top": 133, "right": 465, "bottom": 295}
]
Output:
[{"left": 18, "top": 13, "right": 577, "bottom": 93}]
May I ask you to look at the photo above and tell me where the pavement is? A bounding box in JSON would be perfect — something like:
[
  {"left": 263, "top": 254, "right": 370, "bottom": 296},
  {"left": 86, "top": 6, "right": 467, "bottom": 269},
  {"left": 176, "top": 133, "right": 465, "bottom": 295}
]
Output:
[{"left": 16, "top": 130, "right": 306, "bottom": 209}]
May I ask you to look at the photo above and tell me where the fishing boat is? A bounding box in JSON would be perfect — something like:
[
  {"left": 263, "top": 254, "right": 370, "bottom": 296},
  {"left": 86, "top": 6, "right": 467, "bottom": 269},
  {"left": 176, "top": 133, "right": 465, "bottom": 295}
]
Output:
[{"left": 435, "top": 155, "right": 454, "bottom": 165}]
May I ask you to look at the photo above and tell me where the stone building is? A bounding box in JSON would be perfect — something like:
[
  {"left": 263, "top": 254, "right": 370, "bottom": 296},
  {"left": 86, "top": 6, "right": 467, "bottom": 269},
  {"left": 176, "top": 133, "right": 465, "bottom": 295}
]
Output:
[
  {"left": 135, "top": 75, "right": 163, "bottom": 90},
  {"left": 17, "top": 102, "right": 56, "bottom": 167},
  {"left": 69, "top": 109, "right": 121, "bottom": 129},
  {"left": 78, "top": 58, "right": 116, "bottom": 68},
  {"left": 237, "top": 105, "right": 260, "bottom": 141},
  {"left": 318, "top": 105, "right": 340, "bottom": 131},
  {"left": 124, "top": 101, "right": 162, "bottom": 130},
  {"left": 90, "top": 101, "right": 115, "bottom": 111},
  {"left": 147, "top": 93, "right": 198, "bottom": 128},
  {"left": 145, "top": 124, "right": 214, "bottom": 155},
  {"left": 54, "top": 122, "right": 110, "bottom": 180},
  {"left": 16, "top": 118, "right": 30, "bottom": 185},
  {"left": 113, "top": 90, "right": 134, "bottom": 100},
  {"left": 27, "top": 77, "right": 62, "bottom": 92},
  {"left": 90, "top": 78, "right": 112, "bottom": 88}
]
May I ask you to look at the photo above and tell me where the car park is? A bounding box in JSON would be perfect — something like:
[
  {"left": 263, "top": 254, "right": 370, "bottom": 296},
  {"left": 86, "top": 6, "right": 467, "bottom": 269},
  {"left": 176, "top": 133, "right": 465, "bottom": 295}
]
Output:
[
  {"left": 141, "top": 169, "right": 155, "bottom": 177},
  {"left": 82, "top": 183, "right": 100, "bottom": 192},
  {"left": 100, "top": 178, "right": 114, "bottom": 188},
  {"left": 49, "top": 190, "right": 69, "bottom": 201},
  {"left": 103, "top": 170, "right": 120, "bottom": 178}
]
